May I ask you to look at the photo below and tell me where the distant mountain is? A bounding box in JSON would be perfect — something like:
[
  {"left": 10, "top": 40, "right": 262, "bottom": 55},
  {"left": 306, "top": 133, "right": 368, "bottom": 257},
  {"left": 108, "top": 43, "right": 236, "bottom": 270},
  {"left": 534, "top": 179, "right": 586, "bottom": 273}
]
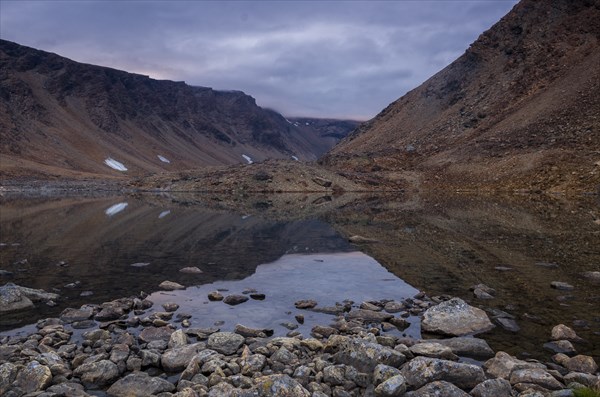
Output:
[
  {"left": 0, "top": 40, "right": 338, "bottom": 179},
  {"left": 324, "top": 0, "right": 600, "bottom": 192},
  {"left": 286, "top": 117, "right": 361, "bottom": 157}
]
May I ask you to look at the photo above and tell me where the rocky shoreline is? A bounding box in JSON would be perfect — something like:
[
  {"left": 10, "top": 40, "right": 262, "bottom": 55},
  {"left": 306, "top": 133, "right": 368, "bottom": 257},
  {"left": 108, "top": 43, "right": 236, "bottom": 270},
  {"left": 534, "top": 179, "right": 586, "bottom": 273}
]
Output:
[{"left": 1, "top": 287, "right": 599, "bottom": 397}]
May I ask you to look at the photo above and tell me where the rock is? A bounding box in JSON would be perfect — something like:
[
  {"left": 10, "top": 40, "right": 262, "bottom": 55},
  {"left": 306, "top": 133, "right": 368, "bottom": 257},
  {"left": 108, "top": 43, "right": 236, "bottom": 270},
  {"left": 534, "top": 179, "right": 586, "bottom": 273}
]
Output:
[
  {"left": 421, "top": 298, "right": 494, "bottom": 336},
  {"left": 564, "top": 355, "right": 598, "bottom": 374},
  {"left": 295, "top": 299, "right": 318, "bottom": 309},
  {"left": 348, "top": 235, "right": 378, "bottom": 244},
  {"left": 360, "top": 301, "right": 382, "bottom": 311},
  {"left": 250, "top": 293, "right": 266, "bottom": 300},
  {"left": 312, "top": 325, "right": 338, "bottom": 338},
  {"left": 470, "top": 378, "right": 513, "bottom": 397},
  {"left": 374, "top": 374, "right": 407, "bottom": 397},
  {"left": 207, "top": 291, "right": 223, "bottom": 301},
  {"left": 130, "top": 262, "right": 150, "bottom": 267},
  {"left": 409, "top": 380, "right": 469, "bottom": 396},
  {"left": 73, "top": 359, "right": 119, "bottom": 387},
  {"left": 159, "top": 280, "right": 185, "bottom": 290},
  {"left": 13, "top": 360, "right": 52, "bottom": 393},
  {"left": 347, "top": 309, "right": 393, "bottom": 323},
  {"left": 223, "top": 294, "right": 249, "bottom": 305},
  {"left": 312, "top": 177, "right": 332, "bottom": 188},
  {"left": 551, "top": 324, "right": 584, "bottom": 342},
  {"left": 551, "top": 282, "right": 574, "bottom": 290},
  {"left": 162, "top": 302, "right": 179, "bottom": 312},
  {"left": 473, "top": 289, "right": 494, "bottom": 300},
  {"left": 162, "top": 343, "right": 205, "bottom": 372},
  {"left": 509, "top": 368, "right": 564, "bottom": 390},
  {"left": 46, "top": 383, "right": 87, "bottom": 396},
  {"left": 326, "top": 335, "right": 406, "bottom": 372},
  {"left": 139, "top": 326, "right": 175, "bottom": 343},
  {"left": 0, "top": 363, "right": 18, "bottom": 395},
  {"left": 409, "top": 342, "right": 459, "bottom": 360},
  {"left": 253, "top": 374, "right": 311, "bottom": 396},
  {"left": 383, "top": 301, "right": 404, "bottom": 313},
  {"left": 563, "top": 372, "right": 600, "bottom": 388},
  {"left": 60, "top": 307, "right": 94, "bottom": 323},
  {"left": 483, "top": 352, "right": 546, "bottom": 380},
  {"left": 582, "top": 271, "right": 600, "bottom": 282},
  {"left": 0, "top": 283, "right": 34, "bottom": 312},
  {"left": 323, "top": 365, "right": 346, "bottom": 386},
  {"left": 207, "top": 332, "right": 244, "bottom": 355},
  {"left": 373, "top": 364, "right": 402, "bottom": 386},
  {"left": 496, "top": 317, "right": 520, "bottom": 332},
  {"left": 95, "top": 305, "right": 125, "bottom": 321},
  {"left": 235, "top": 324, "right": 273, "bottom": 338},
  {"left": 180, "top": 267, "right": 203, "bottom": 274},
  {"left": 544, "top": 340, "right": 577, "bottom": 355},
  {"left": 107, "top": 372, "right": 176, "bottom": 396},
  {"left": 470, "top": 284, "right": 496, "bottom": 295},
  {"left": 400, "top": 356, "right": 485, "bottom": 390}
]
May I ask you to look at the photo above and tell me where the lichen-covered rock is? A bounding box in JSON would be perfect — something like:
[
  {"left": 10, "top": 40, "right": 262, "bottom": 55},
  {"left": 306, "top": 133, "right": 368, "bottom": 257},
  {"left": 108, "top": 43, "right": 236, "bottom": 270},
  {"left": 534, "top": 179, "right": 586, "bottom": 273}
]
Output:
[
  {"left": 400, "top": 356, "right": 485, "bottom": 390},
  {"left": 509, "top": 368, "right": 563, "bottom": 390},
  {"left": 551, "top": 324, "right": 583, "bottom": 342},
  {"left": 421, "top": 298, "right": 494, "bottom": 336},
  {"left": 139, "top": 325, "right": 175, "bottom": 343},
  {"left": 73, "top": 359, "right": 119, "bottom": 386},
  {"left": 483, "top": 351, "right": 546, "bottom": 380},
  {"left": 14, "top": 360, "right": 52, "bottom": 393},
  {"left": 470, "top": 378, "right": 513, "bottom": 397},
  {"left": 253, "top": 374, "right": 311, "bottom": 396},
  {"left": 0, "top": 283, "right": 34, "bottom": 312},
  {"left": 373, "top": 364, "right": 402, "bottom": 386},
  {"left": 374, "top": 374, "right": 407, "bottom": 397},
  {"left": 207, "top": 332, "right": 245, "bottom": 355},
  {"left": 564, "top": 355, "right": 598, "bottom": 374},
  {"left": 107, "top": 372, "right": 176, "bottom": 396},
  {"left": 326, "top": 335, "right": 406, "bottom": 373},
  {"left": 161, "top": 342, "right": 205, "bottom": 372},
  {"left": 0, "top": 362, "right": 19, "bottom": 395}
]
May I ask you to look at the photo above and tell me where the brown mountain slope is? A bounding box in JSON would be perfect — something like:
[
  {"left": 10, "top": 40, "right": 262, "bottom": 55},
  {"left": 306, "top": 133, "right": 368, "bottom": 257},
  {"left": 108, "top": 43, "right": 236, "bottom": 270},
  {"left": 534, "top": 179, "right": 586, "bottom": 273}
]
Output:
[
  {"left": 0, "top": 40, "right": 335, "bottom": 180},
  {"left": 324, "top": 0, "right": 600, "bottom": 193}
]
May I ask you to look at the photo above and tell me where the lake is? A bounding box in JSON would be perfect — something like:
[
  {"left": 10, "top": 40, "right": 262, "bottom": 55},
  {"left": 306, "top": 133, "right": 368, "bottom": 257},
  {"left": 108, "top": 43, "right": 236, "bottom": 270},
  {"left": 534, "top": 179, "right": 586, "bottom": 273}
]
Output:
[{"left": 0, "top": 192, "right": 598, "bottom": 361}]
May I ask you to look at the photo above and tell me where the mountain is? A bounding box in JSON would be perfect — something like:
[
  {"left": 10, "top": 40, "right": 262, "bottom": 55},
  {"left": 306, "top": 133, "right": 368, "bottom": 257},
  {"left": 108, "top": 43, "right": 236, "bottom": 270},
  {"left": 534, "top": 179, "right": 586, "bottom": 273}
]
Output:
[
  {"left": 324, "top": 0, "right": 600, "bottom": 193},
  {"left": 286, "top": 117, "right": 361, "bottom": 157},
  {"left": 0, "top": 40, "right": 338, "bottom": 180}
]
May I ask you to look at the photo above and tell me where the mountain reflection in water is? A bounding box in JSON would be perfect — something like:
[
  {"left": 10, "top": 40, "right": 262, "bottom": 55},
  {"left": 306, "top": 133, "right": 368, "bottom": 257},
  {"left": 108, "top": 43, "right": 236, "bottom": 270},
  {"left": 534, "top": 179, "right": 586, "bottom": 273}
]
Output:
[{"left": 0, "top": 192, "right": 598, "bottom": 361}]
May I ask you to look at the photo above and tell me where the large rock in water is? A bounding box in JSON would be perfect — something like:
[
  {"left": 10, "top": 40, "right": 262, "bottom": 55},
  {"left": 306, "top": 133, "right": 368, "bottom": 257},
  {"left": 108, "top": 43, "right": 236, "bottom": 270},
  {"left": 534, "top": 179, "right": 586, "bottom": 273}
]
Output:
[
  {"left": 421, "top": 298, "right": 494, "bottom": 336},
  {"left": 0, "top": 283, "right": 59, "bottom": 313}
]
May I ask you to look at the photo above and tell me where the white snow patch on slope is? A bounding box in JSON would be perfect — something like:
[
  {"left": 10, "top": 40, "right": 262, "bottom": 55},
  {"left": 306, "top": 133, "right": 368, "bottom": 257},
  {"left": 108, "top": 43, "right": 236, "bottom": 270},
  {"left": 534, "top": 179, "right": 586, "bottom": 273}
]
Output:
[
  {"left": 104, "top": 158, "right": 127, "bottom": 171},
  {"left": 291, "top": 155, "right": 299, "bottom": 161},
  {"left": 158, "top": 155, "right": 170, "bottom": 163},
  {"left": 158, "top": 210, "right": 171, "bottom": 219},
  {"left": 105, "top": 202, "right": 128, "bottom": 216},
  {"left": 242, "top": 154, "right": 253, "bottom": 164}
]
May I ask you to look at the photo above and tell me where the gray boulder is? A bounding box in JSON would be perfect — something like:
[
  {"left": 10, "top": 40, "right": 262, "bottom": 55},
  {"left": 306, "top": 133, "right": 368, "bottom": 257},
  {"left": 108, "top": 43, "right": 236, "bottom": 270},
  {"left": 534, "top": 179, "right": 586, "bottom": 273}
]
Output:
[
  {"left": 13, "top": 361, "right": 52, "bottom": 394},
  {"left": 470, "top": 378, "right": 512, "bottom": 397},
  {"left": 400, "top": 356, "right": 485, "bottom": 390},
  {"left": 326, "top": 335, "right": 406, "bottom": 372},
  {"left": 374, "top": 374, "right": 407, "bottom": 397},
  {"left": 161, "top": 342, "right": 205, "bottom": 372},
  {"left": 421, "top": 298, "right": 494, "bottom": 336},
  {"left": 408, "top": 380, "right": 469, "bottom": 396},
  {"left": 73, "top": 359, "right": 119, "bottom": 387},
  {"left": 252, "top": 374, "right": 311, "bottom": 396},
  {"left": 107, "top": 372, "right": 175, "bottom": 396},
  {"left": 207, "top": 332, "right": 245, "bottom": 355}
]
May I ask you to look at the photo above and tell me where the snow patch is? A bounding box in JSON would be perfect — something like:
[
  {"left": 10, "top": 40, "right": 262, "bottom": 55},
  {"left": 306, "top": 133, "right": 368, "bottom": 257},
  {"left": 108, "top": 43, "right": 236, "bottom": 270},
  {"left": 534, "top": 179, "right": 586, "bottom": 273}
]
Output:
[
  {"left": 242, "top": 154, "right": 253, "bottom": 164},
  {"left": 105, "top": 202, "right": 128, "bottom": 216},
  {"left": 158, "top": 210, "right": 171, "bottom": 219},
  {"left": 285, "top": 119, "right": 292, "bottom": 124},
  {"left": 305, "top": 122, "right": 310, "bottom": 126},
  {"left": 130, "top": 262, "right": 150, "bottom": 267},
  {"left": 157, "top": 155, "right": 170, "bottom": 163},
  {"left": 291, "top": 155, "right": 299, "bottom": 161},
  {"left": 104, "top": 158, "right": 127, "bottom": 171}
]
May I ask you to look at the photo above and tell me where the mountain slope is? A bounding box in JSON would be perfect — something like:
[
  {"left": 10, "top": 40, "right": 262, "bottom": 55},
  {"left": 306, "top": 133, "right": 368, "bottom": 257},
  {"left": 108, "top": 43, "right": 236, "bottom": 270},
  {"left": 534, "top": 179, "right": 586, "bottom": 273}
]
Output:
[
  {"left": 0, "top": 40, "right": 334, "bottom": 179},
  {"left": 324, "top": 0, "right": 600, "bottom": 192}
]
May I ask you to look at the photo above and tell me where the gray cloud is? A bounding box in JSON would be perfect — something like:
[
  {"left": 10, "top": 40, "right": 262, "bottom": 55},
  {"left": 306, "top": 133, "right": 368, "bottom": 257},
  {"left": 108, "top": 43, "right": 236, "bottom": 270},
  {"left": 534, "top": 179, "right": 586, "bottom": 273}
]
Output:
[{"left": 0, "top": 0, "right": 518, "bottom": 119}]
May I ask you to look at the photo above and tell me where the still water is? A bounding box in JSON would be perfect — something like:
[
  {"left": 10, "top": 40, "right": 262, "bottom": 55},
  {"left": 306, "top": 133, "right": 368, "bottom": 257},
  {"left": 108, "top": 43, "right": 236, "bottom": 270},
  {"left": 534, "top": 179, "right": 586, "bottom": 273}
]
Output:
[{"left": 0, "top": 193, "right": 598, "bottom": 361}]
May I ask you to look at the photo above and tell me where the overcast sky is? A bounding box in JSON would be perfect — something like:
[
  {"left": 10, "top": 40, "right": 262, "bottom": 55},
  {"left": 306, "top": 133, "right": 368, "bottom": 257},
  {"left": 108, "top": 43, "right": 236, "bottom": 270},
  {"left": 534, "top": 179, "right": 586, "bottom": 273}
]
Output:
[{"left": 0, "top": 0, "right": 517, "bottom": 120}]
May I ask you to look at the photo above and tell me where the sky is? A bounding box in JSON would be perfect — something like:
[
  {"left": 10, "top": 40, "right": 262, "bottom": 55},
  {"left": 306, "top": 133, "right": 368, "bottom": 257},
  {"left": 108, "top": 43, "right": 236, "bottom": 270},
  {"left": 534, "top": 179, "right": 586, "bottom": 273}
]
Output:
[{"left": 0, "top": 0, "right": 518, "bottom": 120}]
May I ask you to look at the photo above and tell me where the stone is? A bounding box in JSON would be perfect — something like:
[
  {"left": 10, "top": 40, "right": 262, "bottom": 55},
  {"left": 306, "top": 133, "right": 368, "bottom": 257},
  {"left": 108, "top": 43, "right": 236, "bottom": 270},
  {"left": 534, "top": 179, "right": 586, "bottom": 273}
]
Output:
[
  {"left": 60, "top": 307, "right": 94, "bottom": 323},
  {"left": 253, "top": 374, "right": 311, "bottom": 396},
  {"left": 421, "top": 298, "right": 494, "bottom": 336},
  {"left": 483, "top": 352, "right": 546, "bottom": 380},
  {"left": 544, "top": 340, "right": 576, "bottom": 355},
  {"left": 159, "top": 280, "right": 185, "bottom": 290},
  {"left": 107, "top": 372, "right": 176, "bottom": 396},
  {"left": 347, "top": 309, "right": 393, "bottom": 323},
  {"left": 374, "top": 375, "right": 407, "bottom": 397},
  {"left": 496, "top": 317, "right": 520, "bottom": 332},
  {"left": 470, "top": 284, "right": 496, "bottom": 296},
  {"left": 564, "top": 355, "right": 598, "bottom": 374},
  {"left": 139, "top": 326, "right": 175, "bottom": 343},
  {"left": 383, "top": 301, "right": 404, "bottom": 313},
  {"left": 551, "top": 324, "right": 584, "bottom": 342},
  {"left": 73, "top": 359, "right": 119, "bottom": 387},
  {"left": 373, "top": 364, "right": 402, "bottom": 386},
  {"left": 323, "top": 365, "right": 346, "bottom": 386},
  {"left": 361, "top": 301, "right": 383, "bottom": 311},
  {"left": 409, "top": 380, "right": 469, "bottom": 396},
  {"left": 46, "top": 382, "right": 87, "bottom": 396},
  {"left": 470, "top": 378, "right": 513, "bottom": 397},
  {"left": 409, "top": 342, "right": 459, "bottom": 360},
  {"left": 582, "top": 271, "right": 600, "bottom": 281},
  {"left": 400, "top": 356, "right": 485, "bottom": 390},
  {"left": 551, "top": 282, "right": 574, "bottom": 290},
  {"left": 0, "top": 363, "right": 18, "bottom": 395},
  {"left": 235, "top": 324, "right": 273, "bottom": 338},
  {"left": 223, "top": 294, "right": 249, "bottom": 305},
  {"left": 312, "top": 177, "right": 332, "bottom": 187},
  {"left": 207, "top": 291, "right": 223, "bottom": 301},
  {"left": 162, "top": 343, "right": 205, "bottom": 372},
  {"left": 162, "top": 302, "right": 179, "bottom": 312},
  {"left": 169, "top": 329, "right": 189, "bottom": 348},
  {"left": 207, "top": 332, "right": 245, "bottom": 355},
  {"left": 95, "top": 305, "right": 125, "bottom": 321},
  {"left": 180, "top": 266, "right": 203, "bottom": 274},
  {"left": 0, "top": 283, "right": 34, "bottom": 312},
  {"left": 295, "top": 299, "right": 318, "bottom": 309},
  {"left": 271, "top": 346, "right": 298, "bottom": 365},
  {"left": 13, "top": 361, "right": 52, "bottom": 393},
  {"left": 425, "top": 337, "right": 495, "bottom": 359},
  {"left": 348, "top": 235, "right": 378, "bottom": 244},
  {"left": 509, "top": 368, "right": 564, "bottom": 390},
  {"left": 326, "top": 335, "right": 406, "bottom": 372},
  {"left": 563, "top": 372, "right": 599, "bottom": 388}
]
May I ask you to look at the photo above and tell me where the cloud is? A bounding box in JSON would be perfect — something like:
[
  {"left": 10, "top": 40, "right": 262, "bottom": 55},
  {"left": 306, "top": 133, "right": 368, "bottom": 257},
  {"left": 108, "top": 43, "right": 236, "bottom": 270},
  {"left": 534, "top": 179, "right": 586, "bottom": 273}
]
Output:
[{"left": 0, "top": 0, "right": 518, "bottom": 119}]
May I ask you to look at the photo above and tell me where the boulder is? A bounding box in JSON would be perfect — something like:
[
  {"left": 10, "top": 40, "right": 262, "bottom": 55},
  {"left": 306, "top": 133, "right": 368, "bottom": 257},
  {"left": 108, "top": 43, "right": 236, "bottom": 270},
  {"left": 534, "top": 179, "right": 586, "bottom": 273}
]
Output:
[
  {"left": 326, "top": 335, "right": 406, "bottom": 372},
  {"left": 407, "top": 380, "right": 469, "bottom": 396},
  {"left": 207, "top": 332, "right": 245, "bottom": 355},
  {"left": 509, "top": 368, "right": 564, "bottom": 390},
  {"left": 158, "top": 280, "right": 185, "bottom": 290},
  {"left": 421, "top": 298, "right": 494, "bottom": 336},
  {"left": 0, "top": 363, "right": 18, "bottom": 395},
  {"left": 400, "top": 356, "right": 485, "bottom": 390},
  {"left": 551, "top": 324, "right": 584, "bottom": 342},
  {"left": 374, "top": 374, "right": 407, "bottom": 397},
  {"left": 107, "top": 372, "right": 176, "bottom": 396},
  {"left": 223, "top": 294, "right": 249, "bottom": 305},
  {"left": 483, "top": 352, "right": 546, "bottom": 380},
  {"left": 13, "top": 361, "right": 52, "bottom": 393},
  {"left": 424, "top": 337, "right": 495, "bottom": 359},
  {"left": 73, "top": 359, "right": 119, "bottom": 387},
  {"left": 564, "top": 355, "right": 598, "bottom": 374},
  {"left": 347, "top": 309, "right": 393, "bottom": 323},
  {"left": 470, "top": 378, "right": 512, "bottom": 397},
  {"left": 409, "top": 342, "right": 459, "bottom": 360},
  {"left": 161, "top": 343, "right": 205, "bottom": 372},
  {"left": 252, "top": 374, "right": 311, "bottom": 396},
  {"left": 0, "top": 283, "right": 34, "bottom": 312}
]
